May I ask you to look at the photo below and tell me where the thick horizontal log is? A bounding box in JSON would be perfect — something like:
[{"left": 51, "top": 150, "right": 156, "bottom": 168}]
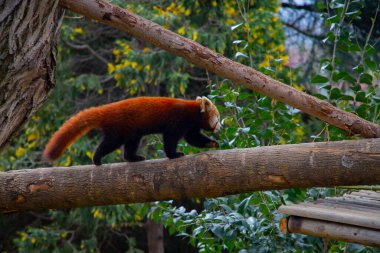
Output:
[
  {"left": 58, "top": 0, "right": 380, "bottom": 138},
  {"left": 1, "top": 139, "right": 380, "bottom": 213},
  {"left": 280, "top": 216, "right": 380, "bottom": 247}
]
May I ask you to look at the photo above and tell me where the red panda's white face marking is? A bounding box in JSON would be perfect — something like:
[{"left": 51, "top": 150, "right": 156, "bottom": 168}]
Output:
[{"left": 196, "top": 96, "right": 221, "bottom": 132}]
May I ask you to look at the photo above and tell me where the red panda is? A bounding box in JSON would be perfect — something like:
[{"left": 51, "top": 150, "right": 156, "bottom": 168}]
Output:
[{"left": 43, "top": 96, "right": 221, "bottom": 165}]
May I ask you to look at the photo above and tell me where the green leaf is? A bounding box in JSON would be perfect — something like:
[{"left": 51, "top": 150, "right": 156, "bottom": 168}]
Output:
[
  {"left": 340, "top": 95, "right": 354, "bottom": 101},
  {"left": 356, "top": 104, "right": 368, "bottom": 118},
  {"left": 330, "top": 88, "right": 342, "bottom": 100},
  {"left": 235, "top": 52, "right": 248, "bottom": 58},
  {"left": 313, "top": 94, "right": 328, "bottom": 100},
  {"left": 238, "top": 196, "right": 252, "bottom": 214},
  {"left": 311, "top": 75, "right": 329, "bottom": 84},
  {"left": 351, "top": 84, "right": 361, "bottom": 92},
  {"left": 353, "top": 64, "right": 364, "bottom": 74},
  {"left": 365, "top": 59, "right": 377, "bottom": 71},
  {"left": 232, "top": 40, "right": 245, "bottom": 44},
  {"left": 346, "top": 10, "right": 361, "bottom": 18},
  {"left": 321, "top": 62, "right": 333, "bottom": 72},
  {"left": 342, "top": 73, "right": 356, "bottom": 83},
  {"left": 365, "top": 45, "right": 376, "bottom": 56},
  {"left": 231, "top": 23, "right": 243, "bottom": 30},
  {"left": 210, "top": 224, "right": 224, "bottom": 239},
  {"left": 348, "top": 44, "right": 361, "bottom": 52},
  {"left": 192, "top": 226, "right": 203, "bottom": 237},
  {"left": 360, "top": 73, "right": 373, "bottom": 85},
  {"left": 332, "top": 71, "right": 346, "bottom": 82},
  {"left": 356, "top": 91, "right": 367, "bottom": 102},
  {"left": 326, "top": 15, "right": 339, "bottom": 23}
]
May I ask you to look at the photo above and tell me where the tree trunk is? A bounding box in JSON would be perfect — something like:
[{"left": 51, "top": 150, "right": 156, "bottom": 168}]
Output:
[
  {"left": 147, "top": 219, "right": 164, "bottom": 253},
  {"left": 0, "top": 0, "right": 62, "bottom": 150},
  {"left": 1, "top": 138, "right": 380, "bottom": 213},
  {"left": 58, "top": 0, "right": 380, "bottom": 138}
]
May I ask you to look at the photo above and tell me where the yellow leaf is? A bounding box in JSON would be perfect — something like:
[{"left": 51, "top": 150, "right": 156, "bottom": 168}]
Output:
[
  {"left": 180, "top": 83, "right": 186, "bottom": 95},
  {"left": 114, "top": 73, "right": 122, "bottom": 80},
  {"left": 74, "top": 27, "right": 83, "bottom": 34},
  {"left": 293, "top": 83, "right": 303, "bottom": 91},
  {"left": 282, "top": 55, "right": 289, "bottom": 66},
  {"left": 277, "top": 44, "right": 285, "bottom": 53},
  {"left": 64, "top": 156, "right": 71, "bottom": 167},
  {"left": 20, "top": 232, "right": 27, "bottom": 241},
  {"left": 27, "top": 133, "right": 36, "bottom": 142},
  {"left": 86, "top": 151, "right": 93, "bottom": 159},
  {"left": 192, "top": 31, "right": 198, "bottom": 41},
  {"left": 131, "top": 62, "right": 138, "bottom": 69},
  {"left": 177, "top": 27, "right": 185, "bottom": 35},
  {"left": 15, "top": 147, "right": 26, "bottom": 157},
  {"left": 93, "top": 208, "right": 104, "bottom": 219},
  {"left": 107, "top": 63, "right": 115, "bottom": 74}
]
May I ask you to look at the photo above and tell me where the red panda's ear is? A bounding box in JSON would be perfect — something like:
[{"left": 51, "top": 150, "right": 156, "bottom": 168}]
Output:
[
  {"left": 197, "top": 96, "right": 213, "bottom": 113},
  {"left": 197, "top": 96, "right": 206, "bottom": 113}
]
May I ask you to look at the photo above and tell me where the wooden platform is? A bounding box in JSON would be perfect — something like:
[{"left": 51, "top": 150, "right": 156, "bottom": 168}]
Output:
[{"left": 278, "top": 190, "right": 380, "bottom": 247}]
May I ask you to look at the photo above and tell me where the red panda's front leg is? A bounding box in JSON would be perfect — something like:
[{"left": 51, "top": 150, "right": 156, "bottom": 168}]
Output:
[{"left": 184, "top": 129, "right": 219, "bottom": 148}]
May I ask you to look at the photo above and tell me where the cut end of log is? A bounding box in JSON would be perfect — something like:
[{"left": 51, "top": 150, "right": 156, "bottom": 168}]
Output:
[{"left": 279, "top": 217, "right": 289, "bottom": 234}]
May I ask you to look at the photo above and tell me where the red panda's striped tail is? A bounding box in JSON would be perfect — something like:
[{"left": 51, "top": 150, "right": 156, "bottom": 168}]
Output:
[{"left": 42, "top": 108, "right": 100, "bottom": 162}]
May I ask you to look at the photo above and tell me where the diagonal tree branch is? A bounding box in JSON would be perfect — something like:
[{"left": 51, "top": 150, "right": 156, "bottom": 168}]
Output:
[{"left": 59, "top": 0, "right": 380, "bottom": 138}]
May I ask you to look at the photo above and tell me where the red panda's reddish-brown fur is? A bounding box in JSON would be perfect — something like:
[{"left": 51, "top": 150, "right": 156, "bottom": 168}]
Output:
[{"left": 43, "top": 97, "right": 220, "bottom": 165}]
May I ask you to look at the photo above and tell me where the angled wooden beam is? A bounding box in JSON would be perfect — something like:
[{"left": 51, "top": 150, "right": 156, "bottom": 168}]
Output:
[
  {"left": 58, "top": 0, "right": 380, "bottom": 138},
  {"left": 1, "top": 139, "right": 380, "bottom": 213}
]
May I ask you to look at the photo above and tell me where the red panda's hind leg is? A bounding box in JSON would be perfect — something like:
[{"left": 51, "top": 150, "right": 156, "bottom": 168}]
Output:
[
  {"left": 93, "top": 133, "right": 123, "bottom": 166},
  {"left": 123, "top": 136, "right": 145, "bottom": 162}
]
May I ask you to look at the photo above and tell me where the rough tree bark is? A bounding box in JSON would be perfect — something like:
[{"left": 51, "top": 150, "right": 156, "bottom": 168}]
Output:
[
  {"left": 59, "top": 0, "right": 380, "bottom": 138},
  {"left": 0, "top": 0, "right": 63, "bottom": 150},
  {"left": 1, "top": 139, "right": 380, "bottom": 213}
]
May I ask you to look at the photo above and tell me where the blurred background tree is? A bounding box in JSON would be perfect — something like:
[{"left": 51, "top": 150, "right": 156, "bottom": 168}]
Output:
[{"left": 0, "top": 0, "right": 379, "bottom": 252}]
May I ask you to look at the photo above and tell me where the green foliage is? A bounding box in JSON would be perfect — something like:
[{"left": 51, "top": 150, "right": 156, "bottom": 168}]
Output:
[
  {"left": 1, "top": 0, "right": 380, "bottom": 252},
  {"left": 311, "top": 0, "right": 380, "bottom": 136}
]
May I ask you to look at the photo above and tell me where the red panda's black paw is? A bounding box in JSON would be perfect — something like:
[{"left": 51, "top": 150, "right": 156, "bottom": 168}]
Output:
[
  {"left": 206, "top": 141, "right": 219, "bottom": 148},
  {"left": 167, "top": 152, "right": 185, "bottom": 159},
  {"left": 126, "top": 155, "right": 146, "bottom": 162},
  {"left": 93, "top": 158, "right": 102, "bottom": 166}
]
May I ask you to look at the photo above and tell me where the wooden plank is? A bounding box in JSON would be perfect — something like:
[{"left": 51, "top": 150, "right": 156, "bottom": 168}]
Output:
[
  {"left": 317, "top": 198, "right": 380, "bottom": 212},
  {"left": 339, "top": 196, "right": 380, "bottom": 208},
  {"left": 280, "top": 216, "right": 380, "bottom": 247},
  {"left": 350, "top": 191, "right": 380, "bottom": 200},
  {"left": 278, "top": 204, "right": 380, "bottom": 229},
  {"left": 358, "top": 190, "right": 380, "bottom": 195}
]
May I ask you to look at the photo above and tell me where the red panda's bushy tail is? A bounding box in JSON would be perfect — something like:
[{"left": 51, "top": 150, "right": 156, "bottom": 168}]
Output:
[{"left": 42, "top": 108, "right": 101, "bottom": 162}]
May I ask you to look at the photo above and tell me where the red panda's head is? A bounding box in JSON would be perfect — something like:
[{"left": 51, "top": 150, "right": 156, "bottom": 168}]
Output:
[{"left": 196, "top": 96, "right": 221, "bottom": 132}]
